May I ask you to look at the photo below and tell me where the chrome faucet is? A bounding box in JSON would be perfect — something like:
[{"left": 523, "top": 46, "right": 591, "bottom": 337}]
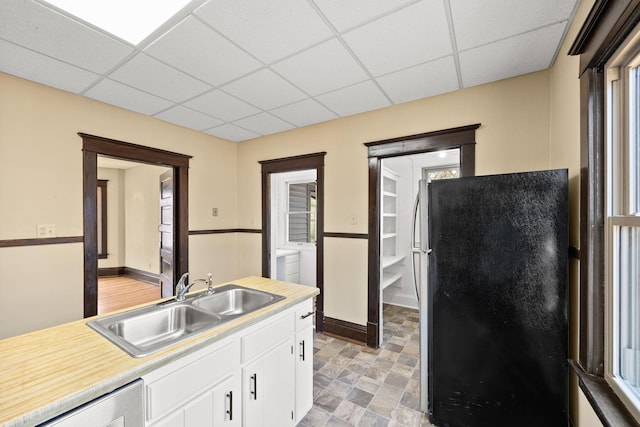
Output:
[
  {"left": 175, "top": 272, "right": 196, "bottom": 302},
  {"left": 176, "top": 272, "right": 215, "bottom": 301}
]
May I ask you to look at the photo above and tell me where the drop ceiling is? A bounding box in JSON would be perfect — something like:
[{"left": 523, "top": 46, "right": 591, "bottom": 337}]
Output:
[{"left": 0, "top": 0, "right": 579, "bottom": 142}]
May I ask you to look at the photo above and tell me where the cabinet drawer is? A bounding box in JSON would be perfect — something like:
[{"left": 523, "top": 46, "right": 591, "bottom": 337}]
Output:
[
  {"left": 295, "top": 299, "right": 314, "bottom": 333},
  {"left": 284, "top": 254, "right": 299, "bottom": 264},
  {"left": 145, "top": 341, "right": 235, "bottom": 422},
  {"left": 241, "top": 314, "right": 292, "bottom": 363}
]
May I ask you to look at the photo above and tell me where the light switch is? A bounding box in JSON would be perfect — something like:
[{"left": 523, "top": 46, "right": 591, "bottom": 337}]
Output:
[
  {"left": 37, "top": 224, "right": 55, "bottom": 238},
  {"left": 212, "top": 208, "right": 219, "bottom": 217}
]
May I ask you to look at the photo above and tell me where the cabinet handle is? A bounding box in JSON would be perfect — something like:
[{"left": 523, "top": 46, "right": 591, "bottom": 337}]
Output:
[
  {"left": 300, "top": 340, "right": 306, "bottom": 361},
  {"left": 226, "top": 391, "right": 233, "bottom": 420},
  {"left": 301, "top": 311, "right": 314, "bottom": 319},
  {"left": 250, "top": 374, "right": 258, "bottom": 400}
]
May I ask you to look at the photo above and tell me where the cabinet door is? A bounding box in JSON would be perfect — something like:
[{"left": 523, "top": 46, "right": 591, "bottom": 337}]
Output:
[
  {"left": 295, "top": 326, "right": 314, "bottom": 424},
  {"left": 211, "top": 376, "right": 240, "bottom": 426},
  {"left": 242, "top": 357, "right": 263, "bottom": 427},
  {"left": 263, "top": 340, "right": 295, "bottom": 427},
  {"left": 151, "top": 375, "right": 239, "bottom": 427},
  {"left": 242, "top": 340, "right": 295, "bottom": 427},
  {"left": 151, "top": 410, "right": 184, "bottom": 427}
]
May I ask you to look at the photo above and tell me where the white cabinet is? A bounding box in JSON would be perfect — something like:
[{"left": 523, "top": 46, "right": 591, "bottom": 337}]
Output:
[
  {"left": 240, "top": 307, "right": 296, "bottom": 426},
  {"left": 276, "top": 250, "right": 300, "bottom": 283},
  {"left": 141, "top": 299, "right": 313, "bottom": 427},
  {"left": 144, "top": 340, "right": 240, "bottom": 427},
  {"left": 242, "top": 340, "right": 295, "bottom": 427},
  {"left": 294, "top": 300, "right": 314, "bottom": 424}
]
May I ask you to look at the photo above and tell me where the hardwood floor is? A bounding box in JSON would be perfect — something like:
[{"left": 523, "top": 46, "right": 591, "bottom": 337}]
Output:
[{"left": 98, "top": 276, "right": 161, "bottom": 315}]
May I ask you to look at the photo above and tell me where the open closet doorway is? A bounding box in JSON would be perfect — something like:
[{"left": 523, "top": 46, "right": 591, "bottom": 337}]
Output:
[
  {"left": 260, "top": 153, "right": 325, "bottom": 332},
  {"left": 379, "top": 150, "right": 461, "bottom": 343}
]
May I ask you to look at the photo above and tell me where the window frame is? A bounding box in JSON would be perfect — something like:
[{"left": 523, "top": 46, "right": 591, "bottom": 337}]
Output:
[
  {"left": 605, "top": 27, "right": 640, "bottom": 421},
  {"left": 569, "top": 1, "right": 640, "bottom": 425},
  {"left": 285, "top": 179, "right": 317, "bottom": 246}
]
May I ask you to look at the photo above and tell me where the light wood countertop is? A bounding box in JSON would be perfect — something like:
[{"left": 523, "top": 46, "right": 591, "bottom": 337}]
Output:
[{"left": 0, "top": 277, "right": 319, "bottom": 426}]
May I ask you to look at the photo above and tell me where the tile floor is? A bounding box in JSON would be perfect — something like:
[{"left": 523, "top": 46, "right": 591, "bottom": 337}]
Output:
[{"left": 298, "top": 304, "right": 433, "bottom": 427}]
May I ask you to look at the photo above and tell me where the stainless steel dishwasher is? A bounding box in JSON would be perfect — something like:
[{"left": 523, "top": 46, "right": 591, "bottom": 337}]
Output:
[{"left": 39, "top": 379, "right": 143, "bottom": 426}]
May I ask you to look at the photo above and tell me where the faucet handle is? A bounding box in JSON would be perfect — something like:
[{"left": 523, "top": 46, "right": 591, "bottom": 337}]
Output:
[{"left": 206, "top": 273, "right": 215, "bottom": 294}]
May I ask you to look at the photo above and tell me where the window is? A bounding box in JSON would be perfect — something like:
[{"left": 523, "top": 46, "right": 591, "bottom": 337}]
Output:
[
  {"left": 605, "top": 26, "right": 640, "bottom": 421},
  {"left": 287, "top": 181, "right": 316, "bottom": 244}
]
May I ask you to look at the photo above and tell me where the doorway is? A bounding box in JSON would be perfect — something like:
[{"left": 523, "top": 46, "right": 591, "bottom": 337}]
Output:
[
  {"left": 365, "top": 124, "right": 479, "bottom": 347},
  {"left": 82, "top": 133, "right": 191, "bottom": 318},
  {"left": 379, "top": 150, "right": 461, "bottom": 343},
  {"left": 269, "top": 170, "right": 317, "bottom": 286},
  {"left": 260, "top": 152, "right": 326, "bottom": 331},
  {"left": 95, "top": 156, "right": 172, "bottom": 313}
]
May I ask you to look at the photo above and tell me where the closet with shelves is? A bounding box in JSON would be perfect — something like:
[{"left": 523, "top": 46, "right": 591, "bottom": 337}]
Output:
[{"left": 380, "top": 168, "right": 404, "bottom": 290}]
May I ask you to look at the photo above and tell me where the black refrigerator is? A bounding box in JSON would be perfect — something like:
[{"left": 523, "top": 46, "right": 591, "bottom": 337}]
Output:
[{"left": 424, "top": 169, "right": 568, "bottom": 427}]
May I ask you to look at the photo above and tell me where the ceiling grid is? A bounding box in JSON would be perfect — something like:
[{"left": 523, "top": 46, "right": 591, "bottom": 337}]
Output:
[{"left": 0, "top": 0, "right": 580, "bottom": 141}]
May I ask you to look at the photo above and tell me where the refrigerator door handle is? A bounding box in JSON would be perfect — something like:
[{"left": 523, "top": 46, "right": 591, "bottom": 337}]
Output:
[
  {"left": 411, "top": 190, "right": 420, "bottom": 251},
  {"left": 419, "top": 179, "right": 430, "bottom": 253}
]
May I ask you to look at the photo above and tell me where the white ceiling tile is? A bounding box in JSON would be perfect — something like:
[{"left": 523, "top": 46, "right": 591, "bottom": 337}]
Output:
[
  {"left": 316, "top": 80, "right": 390, "bottom": 117},
  {"left": 0, "top": 0, "right": 133, "bottom": 73},
  {"left": 313, "top": 0, "right": 417, "bottom": 32},
  {"left": 185, "top": 90, "right": 260, "bottom": 122},
  {"left": 84, "top": 79, "right": 173, "bottom": 115},
  {"left": 205, "top": 123, "right": 260, "bottom": 142},
  {"left": 451, "top": 0, "right": 577, "bottom": 50},
  {"left": 233, "top": 113, "right": 294, "bottom": 135},
  {"left": 377, "top": 56, "right": 459, "bottom": 104},
  {"left": 195, "top": 0, "right": 333, "bottom": 63},
  {"left": 459, "top": 23, "right": 566, "bottom": 88},
  {"left": 145, "top": 16, "right": 261, "bottom": 86},
  {"left": 222, "top": 69, "right": 307, "bottom": 110},
  {"left": 0, "top": 40, "right": 98, "bottom": 93},
  {"left": 109, "top": 53, "right": 212, "bottom": 103},
  {"left": 272, "top": 39, "right": 369, "bottom": 96},
  {"left": 271, "top": 99, "right": 338, "bottom": 127},
  {"left": 343, "top": 0, "right": 452, "bottom": 76},
  {"left": 154, "top": 105, "right": 223, "bottom": 131}
]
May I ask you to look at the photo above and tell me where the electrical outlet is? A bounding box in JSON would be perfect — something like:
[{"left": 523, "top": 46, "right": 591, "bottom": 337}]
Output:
[
  {"left": 212, "top": 208, "right": 218, "bottom": 217},
  {"left": 350, "top": 215, "right": 358, "bottom": 225},
  {"left": 36, "top": 224, "right": 55, "bottom": 238}
]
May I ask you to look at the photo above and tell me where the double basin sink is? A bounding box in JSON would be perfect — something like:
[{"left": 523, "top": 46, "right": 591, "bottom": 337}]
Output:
[{"left": 87, "top": 284, "right": 285, "bottom": 358}]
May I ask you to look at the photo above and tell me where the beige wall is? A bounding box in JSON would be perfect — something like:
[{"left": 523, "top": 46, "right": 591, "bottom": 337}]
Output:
[
  {"left": 548, "top": 0, "right": 603, "bottom": 425},
  {"left": 97, "top": 167, "right": 125, "bottom": 269},
  {"left": 123, "top": 164, "right": 167, "bottom": 273},
  {"left": 236, "top": 70, "right": 552, "bottom": 324},
  {"left": 0, "top": 72, "right": 240, "bottom": 338}
]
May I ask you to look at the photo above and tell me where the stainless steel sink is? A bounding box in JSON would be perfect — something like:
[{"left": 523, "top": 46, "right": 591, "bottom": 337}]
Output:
[
  {"left": 192, "top": 284, "right": 285, "bottom": 318},
  {"left": 87, "top": 284, "right": 284, "bottom": 358}
]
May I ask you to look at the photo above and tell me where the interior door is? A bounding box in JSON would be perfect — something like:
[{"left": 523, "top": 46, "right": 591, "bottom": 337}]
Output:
[{"left": 159, "top": 169, "right": 174, "bottom": 298}]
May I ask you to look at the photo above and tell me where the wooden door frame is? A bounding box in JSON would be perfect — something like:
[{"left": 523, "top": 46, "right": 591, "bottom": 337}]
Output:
[
  {"left": 259, "top": 152, "right": 326, "bottom": 332},
  {"left": 159, "top": 169, "right": 175, "bottom": 298},
  {"left": 364, "top": 124, "right": 480, "bottom": 347},
  {"left": 81, "top": 133, "right": 191, "bottom": 318}
]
